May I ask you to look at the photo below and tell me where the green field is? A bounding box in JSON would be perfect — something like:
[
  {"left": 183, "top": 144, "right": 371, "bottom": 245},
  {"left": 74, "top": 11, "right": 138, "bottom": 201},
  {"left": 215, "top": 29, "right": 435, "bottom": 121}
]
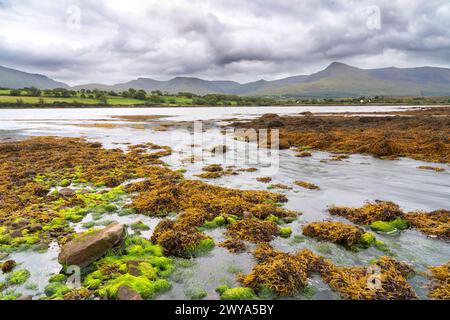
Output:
[{"left": 0, "top": 94, "right": 196, "bottom": 106}]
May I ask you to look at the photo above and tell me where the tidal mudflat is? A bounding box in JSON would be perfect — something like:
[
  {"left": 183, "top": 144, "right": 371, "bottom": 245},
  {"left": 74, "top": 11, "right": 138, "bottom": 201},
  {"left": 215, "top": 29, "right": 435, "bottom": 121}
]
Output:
[{"left": 0, "top": 105, "right": 448, "bottom": 300}]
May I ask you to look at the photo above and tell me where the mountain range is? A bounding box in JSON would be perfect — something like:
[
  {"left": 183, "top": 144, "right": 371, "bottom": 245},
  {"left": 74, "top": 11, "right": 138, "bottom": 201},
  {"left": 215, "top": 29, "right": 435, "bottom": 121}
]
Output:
[{"left": 1, "top": 62, "right": 450, "bottom": 97}]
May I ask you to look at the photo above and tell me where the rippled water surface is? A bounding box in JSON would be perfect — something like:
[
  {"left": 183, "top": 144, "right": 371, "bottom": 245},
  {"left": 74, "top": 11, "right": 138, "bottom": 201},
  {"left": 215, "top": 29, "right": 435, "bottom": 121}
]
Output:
[{"left": 0, "top": 106, "right": 448, "bottom": 300}]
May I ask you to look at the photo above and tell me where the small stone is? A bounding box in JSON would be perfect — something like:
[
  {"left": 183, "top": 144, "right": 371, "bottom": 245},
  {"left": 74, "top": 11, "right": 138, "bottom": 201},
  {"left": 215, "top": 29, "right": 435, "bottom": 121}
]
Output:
[
  {"left": 11, "top": 219, "right": 29, "bottom": 228},
  {"left": 29, "top": 224, "right": 43, "bottom": 233},
  {"left": 59, "top": 188, "right": 76, "bottom": 197},
  {"left": 1, "top": 259, "right": 16, "bottom": 273},
  {"left": 17, "top": 295, "right": 33, "bottom": 300},
  {"left": 10, "top": 230, "right": 22, "bottom": 238},
  {"left": 127, "top": 264, "right": 142, "bottom": 277},
  {"left": 117, "top": 285, "right": 142, "bottom": 300}
]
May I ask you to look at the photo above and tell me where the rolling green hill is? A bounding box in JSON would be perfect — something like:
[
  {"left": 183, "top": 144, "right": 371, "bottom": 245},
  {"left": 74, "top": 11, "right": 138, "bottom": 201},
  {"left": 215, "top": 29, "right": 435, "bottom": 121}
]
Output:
[{"left": 0, "top": 65, "right": 69, "bottom": 89}]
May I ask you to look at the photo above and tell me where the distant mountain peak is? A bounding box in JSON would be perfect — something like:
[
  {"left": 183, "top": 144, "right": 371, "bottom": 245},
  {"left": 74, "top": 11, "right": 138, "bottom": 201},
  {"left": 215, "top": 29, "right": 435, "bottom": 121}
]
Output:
[{"left": 325, "top": 62, "right": 358, "bottom": 70}]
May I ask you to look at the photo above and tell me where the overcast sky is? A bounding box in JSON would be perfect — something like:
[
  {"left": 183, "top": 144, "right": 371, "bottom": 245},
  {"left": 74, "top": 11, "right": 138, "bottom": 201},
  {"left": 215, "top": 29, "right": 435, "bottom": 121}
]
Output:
[{"left": 0, "top": 0, "right": 449, "bottom": 85}]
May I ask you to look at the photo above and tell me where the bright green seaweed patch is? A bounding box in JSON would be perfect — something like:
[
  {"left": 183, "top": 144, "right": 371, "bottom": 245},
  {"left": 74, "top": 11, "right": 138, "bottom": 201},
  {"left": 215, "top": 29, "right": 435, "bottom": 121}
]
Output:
[
  {"left": 201, "top": 216, "right": 226, "bottom": 230},
  {"left": 97, "top": 275, "right": 171, "bottom": 299},
  {"left": 185, "top": 238, "right": 215, "bottom": 257},
  {"left": 216, "top": 285, "right": 259, "bottom": 300},
  {"left": 79, "top": 235, "right": 175, "bottom": 299},
  {"left": 279, "top": 227, "right": 292, "bottom": 238},
  {"left": 369, "top": 218, "right": 409, "bottom": 233},
  {"left": 359, "top": 232, "right": 389, "bottom": 252},
  {"left": 44, "top": 282, "right": 71, "bottom": 298},
  {"left": 6, "top": 269, "right": 31, "bottom": 285},
  {"left": 131, "top": 221, "right": 150, "bottom": 231}
]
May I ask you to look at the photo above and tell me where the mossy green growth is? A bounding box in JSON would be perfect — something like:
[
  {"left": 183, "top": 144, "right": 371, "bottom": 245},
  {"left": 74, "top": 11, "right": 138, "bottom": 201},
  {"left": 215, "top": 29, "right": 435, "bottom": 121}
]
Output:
[
  {"left": 279, "top": 227, "right": 292, "bottom": 238},
  {"left": 83, "top": 275, "right": 102, "bottom": 289},
  {"left": 226, "top": 216, "right": 238, "bottom": 224},
  {"left": 0, "top": 291, "right": 20, "bottom": 300},
  {"left": 359, "top": 232, "right": 377, "bottom": 247},
  {"left": 131, "top": 221, "right": 150, "bottom": 231},
  {"left": 43, "top": 218, "right": 70, "bottom": 232},
  {"left": 81, "top": 235, "right": 175, "bottom": 298},
  {"left": 147, "top": 256, "right": 175, "bottom": 278},
  {"left": 81, "top": 221, "right": 96, "bottom": 229},
  {"left": 60, "top": 179, "right": 71, "bottom": 187},
  {"left": 44, "top": 282, "right": 71, "bottom": 297},
  {"left": 25, "top": 283, "right": 38, "bottom": 291},
  {"left": 48, "top": 274, "right": 67, "bottom": 283},
  {"left": 97, "top": 275, "right": 171, "bottom": 299},
  {"left": 299, "top": 286, "right": 318, "bottom": 299},
  {"left": 370, "top": 217, "right": 409, "bottom": 233},
  {"left": 266, "top": 214, "right": 280, "bottom": 224},
  {"left": 94, "top": 203, "right": 117, "bottom": 214},
  {"left": 189, "top": 288, "right": 207, "bottom": 300},
  {"left": 185, "top": 238, "right": 215, "bottom": 257},
  {"left": 220, "top": 287, "right": 259, "bottom": 300},
  {"left": 359, "top": 232, "right": 389, "bottom": 252},
  {"left": 291, "top": 234, "right": 306, "bottom": 244},
  {"left": 10, "top": 234, "right": 40, "bottom": 247},
  {"left": 6, "top": 269, "right": 30, "bottom": 285},
  {"left": 374, "top": 240, "right": 389, "bottom": 252},
  {"left": 118, "top": 208, "right": 136, "bottom": 216},
  {"left": 215, "top": 284, "right": 229, "bottom": 295},
  {"left": 315, "top": 243, "right": 332, "bottom": 255},
  {"left": 201, "top": 216, "right": 226, "bottom": 229}
]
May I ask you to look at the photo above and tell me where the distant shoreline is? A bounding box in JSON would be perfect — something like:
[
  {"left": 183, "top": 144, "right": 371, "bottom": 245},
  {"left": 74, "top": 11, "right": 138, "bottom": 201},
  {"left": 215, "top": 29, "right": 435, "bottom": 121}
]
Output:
[{"left": 1, "top": 104, "right": 449, "bottom": 110}]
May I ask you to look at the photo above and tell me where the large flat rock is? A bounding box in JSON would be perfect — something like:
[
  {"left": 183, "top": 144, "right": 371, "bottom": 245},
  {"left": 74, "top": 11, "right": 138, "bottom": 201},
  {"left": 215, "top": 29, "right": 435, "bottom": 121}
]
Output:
[{"left": 58, "top": 223, "right": 126, "bottom": 268}]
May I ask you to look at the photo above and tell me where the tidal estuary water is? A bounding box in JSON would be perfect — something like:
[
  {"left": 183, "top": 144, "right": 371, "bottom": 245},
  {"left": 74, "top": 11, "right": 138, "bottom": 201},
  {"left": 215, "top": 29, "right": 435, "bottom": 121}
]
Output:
[{"left": 0, "top": 105, "right": 448, "bottom": 300}]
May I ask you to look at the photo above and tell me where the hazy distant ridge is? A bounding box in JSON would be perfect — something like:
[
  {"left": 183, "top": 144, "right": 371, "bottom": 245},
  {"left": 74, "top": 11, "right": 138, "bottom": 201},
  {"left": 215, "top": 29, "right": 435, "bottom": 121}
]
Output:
[{"left": 2, "top": 62, "right": 450, "bottom": 97}]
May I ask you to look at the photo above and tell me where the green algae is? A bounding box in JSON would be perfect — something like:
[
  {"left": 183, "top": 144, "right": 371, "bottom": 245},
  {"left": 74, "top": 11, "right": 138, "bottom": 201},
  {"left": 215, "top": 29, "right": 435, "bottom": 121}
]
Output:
[
  {"left": 48, "top": 274, "right": 67, "bottom": 283},
  {"left": 359, "top": 232, "right": 389, "bottom": 252},
  {"left": 97, "top": 275, "right": 171, "bottom": 299},
  {"left": 200, "top": 216, "right": 226, "bottom": 230},
  {"left": 218, "top": 286, "right": 259, "bottom": 300},
  {"left": 131, "top": 221, "right": 150, "bottom": 231},
  {"left": 185, "top": 238, "right": 215, "bottom": 257},
  {"left": 44, "top": 282, "right": 71, "bottom": 298},
  {"left": 78, "top": 235, "right": 176, "bottom": 299},
  {"left": 298, "top": 286, "right": 318, "bottom": 299},
  {"left": 6, "top": 269, "right": 31, "bottom": 285},
  {"left": 370, "top": 217, "right": 409, "bottom": 233},
  {"left": 279, "top": 227, "right": 292, "bottom": 238}
]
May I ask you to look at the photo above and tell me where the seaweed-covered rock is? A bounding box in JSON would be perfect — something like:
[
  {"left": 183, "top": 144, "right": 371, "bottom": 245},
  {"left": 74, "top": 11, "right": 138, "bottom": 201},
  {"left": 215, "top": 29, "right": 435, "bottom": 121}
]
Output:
[
  {"left": 405, "top": 210, "right": 449, "bottom": 241},
  {"left": 302, "top": 221, "right": 364, "bottom": 248},
  {"left": 317, "top": 256, "right": 416, "bottom": 300},
  {"left": 225, "top": 218, "right": 279, "bottom": 243},
  {"left": 328, "top": 200, "right": 404, "bottom": 224},
  {"left": 294, "top": 180, "right": 320, "bottom": 190},
  {"left": 427, "top": 262, "right": 449, "bottom": 300},
  {"left": 58, "top": 223, "right": 126, "bottom": 268},
  {"left": 238, "top": 244, "right": 311, "bottom": 296},
  {"left": 218, "top": 238, "right": 246, "bottom": 253}
]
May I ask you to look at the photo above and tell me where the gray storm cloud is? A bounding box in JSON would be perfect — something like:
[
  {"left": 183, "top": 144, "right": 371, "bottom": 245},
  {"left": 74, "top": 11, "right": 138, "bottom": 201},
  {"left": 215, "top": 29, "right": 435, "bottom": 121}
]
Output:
[{"left": 0, "top": 0, "right": 449, "bottom": 85}]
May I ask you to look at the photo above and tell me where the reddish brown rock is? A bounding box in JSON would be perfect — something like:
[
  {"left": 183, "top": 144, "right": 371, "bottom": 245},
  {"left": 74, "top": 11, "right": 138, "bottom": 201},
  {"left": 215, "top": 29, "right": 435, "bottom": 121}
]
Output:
[
  {"left": 58, "top": 223, "right": 126, "bottom": 268},
  {"left": 117, "top": 285, "right": 143, "bottom": 300}
]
